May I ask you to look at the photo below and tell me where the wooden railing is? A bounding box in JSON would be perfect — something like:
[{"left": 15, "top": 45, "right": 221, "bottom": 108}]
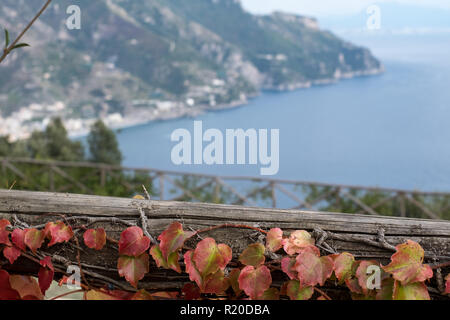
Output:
[
  {"left": 1, "top": 157, "right": 450, "bottom": 219},
  {"left": 0, "top": 190, "right": 448, "bottom": 296}
]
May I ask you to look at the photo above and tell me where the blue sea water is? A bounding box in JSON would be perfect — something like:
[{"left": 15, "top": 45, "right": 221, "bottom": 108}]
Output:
[{"left": 116, "top": 34, "right": 450, "bottom": 192}]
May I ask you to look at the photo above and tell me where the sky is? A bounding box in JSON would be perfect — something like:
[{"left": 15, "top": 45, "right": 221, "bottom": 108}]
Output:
[{"left": 240, "top": 0, "right": 450, "bottom": 17}]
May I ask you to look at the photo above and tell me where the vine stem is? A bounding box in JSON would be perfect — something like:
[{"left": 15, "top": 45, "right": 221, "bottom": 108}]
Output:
[
  {"left": 188, "top": 224, "right": 268, "bottom": 240},
  {"left": 314, "top": 287, "right": 332, "bottom": 300},
  {"left": 0, "top": 0, "right": 52, "bottom": 64},
  {"left": 49, "top": 289, "right": 85, "bottom": 301},
  {"left": 431, "top": 261, "right": 450, "bottom": 269}
]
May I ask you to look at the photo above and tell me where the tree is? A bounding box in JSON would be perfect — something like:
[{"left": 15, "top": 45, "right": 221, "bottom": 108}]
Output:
[{"left": 87, "top": 120, "right": 123, "bottom": 165}]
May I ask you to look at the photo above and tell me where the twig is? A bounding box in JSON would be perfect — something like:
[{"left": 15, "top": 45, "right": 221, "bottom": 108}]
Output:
[
  {"left": 49, "top": 289, "right": 85, "bottom": 300},
  {"left": 136, "top": 205, "right": 157, "bottom": 245},
  {"left": 314, "top": 287, "right": 332, "bottom": 300},
  {"left": 0, "top": 0, "right": 53, "bottom": 64},
  {"left": 142, "top": 185, "right": 151, "bottom": 200}
]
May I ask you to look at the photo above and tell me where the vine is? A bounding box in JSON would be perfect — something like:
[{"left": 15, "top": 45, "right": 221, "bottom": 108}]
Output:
[{"left": 0, "top": 214, "right": 448, "bottom": 300}]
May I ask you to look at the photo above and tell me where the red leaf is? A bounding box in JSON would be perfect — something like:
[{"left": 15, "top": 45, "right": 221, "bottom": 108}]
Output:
[
  {"left": 285, "top": 280, "right": 314, "bottom": 300},
  {"left": 281, "top": 257, "right": 297, "bottom": 280},
  {"left": 239, "top": 243, "right": 265, "bottom": 267},
  {"left": 24, "top": 228, "right": 45, "bottom": 252},
  {"left": 294, "top": 247, "right": 333, "bottom": 287},
  {"left": 282, "top": 230, "right": 315, "bottom": 255},
  {"left": 83, "top": 228, "right": 106, "bottom": 250},
  {"left": 345, "top": 277, "right": 363, "bottom": 294},
  {"left": 382, "top": 240, "right": 433, "bottom": 285},
  {"left": 11, "top": 229, "right": 26, "bottom": 251},
  {"left": 39, "top": 256, "right": 54, "bottom": 271},
  {"left": 0, "top": 270, "right": 20, "bottom": 300},
  {"left": 44, "top": 221, "right": 74, "bottom": 247},
  {"left": 238, "top": 265, "right": 272, "bottom": 300},
  {"left": 0, "top": 219, "right": 11, "bottom": 246},
  {"left": 9, "top": 275, "right": 44, "bottom": 300},
  {"left": 118, "top": 226, "right": 150, "bottom": 257},
  {"left": 266, "top": 228, "right": 283, "bottom": 252},
  {"left": 158, "top": 222, "right": 190, "bottom": 260},
  {"left": 38, "top": 267, "right": 54, "bottom": 294},
  {"left": 3, "top": 246, "right": 21, "bottom": 264},
  {"left": 117, "top": 253, "right": 149, "bottom": 288},
  {"left": 392, "top": 281, "right": 430, "bottom": 300},
  {"left": 182, "top": 283, "right": 201, "bottom": 300}
]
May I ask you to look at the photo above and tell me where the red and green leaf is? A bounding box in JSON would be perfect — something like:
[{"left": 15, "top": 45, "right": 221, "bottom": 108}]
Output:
[
  {"left": 44, "top": 221, "right": 74, "bottom": 247},
  {"left": 0, "top": 270, "right": 20, "bottom": 300},
  {"left": 238, "top": 265, "right": 272, "bottom": 300},
  {"left": 294, "top": 247, "right": 333, "bottom": 287},
  {"left": 266, "top": 228, "right": 283, "bottom": 252},
  {"left": 3, "top": 245, "right": 21, "bottom": 264},
  {"left": 9, "top": 275, "right": 44, "bottom": 300},
  {"left": 202, "top": 269, "right": 229, "bottom": 294},
  {"left": 193, "top": 238, "right": 231, "bottom": 277},
  {"left": 382, "top": 240, "right": 433, "bottom": 285},
  {"left": 285, "top": 280, "right": 314, "bottom": 300},
  {"left": 332, "top": 252, "right": 355, "bottom": 283},
  {"left": 11, "top": 229, "right": 26, "bottom": 251},
  {"left": 392, "top": 281, "right": 430, "bottom": 300},
  {"left": 355, "top": 260, "right": 381, "bottom": 295},
  {"left": 83, "top": 228, "right": 106, "bottom": 250},
  {"left": 23, "top": 228, "right": 45, "bottom": 252},
  {"left": 0, "top": 219, "right": 11, "bottom": 246},
  {"left": 281, "top": 257, "right": 297, "bottom": 280},
  {"left": 239, "top": 243, "right": 265, "bottom": 267},
  {"left": 158, "top": 222, "right": 190, "bottom": 260},
  {"left": 258, "top": 287, "right": 280, "bottom": 300},
  {"left": 117, "top": 253, "right": 150, "bottom": 288},
  {"left": 282, "top": 230, "right": 315, "bottom": 255},
  {"left": 228, "top": 268, "right": 242, "bottom": 295}
]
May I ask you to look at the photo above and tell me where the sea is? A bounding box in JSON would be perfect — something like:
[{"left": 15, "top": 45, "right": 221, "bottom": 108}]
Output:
[{"left": 114, "top": 33, "right": 450, "bottom": 192}]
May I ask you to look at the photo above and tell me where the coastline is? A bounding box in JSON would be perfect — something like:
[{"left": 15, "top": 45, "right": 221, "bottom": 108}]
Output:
[
  {"left": 1, "top": 66, "right": 384, "bottom": 141},
  {"left": 70, "top": 65, "right": 385, "bottom": 138}
]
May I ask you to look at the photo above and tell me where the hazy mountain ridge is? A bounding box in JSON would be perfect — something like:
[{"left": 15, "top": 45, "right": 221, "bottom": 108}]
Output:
[{"left": 0, "top": 0, "right": 382, "bottom": 139}]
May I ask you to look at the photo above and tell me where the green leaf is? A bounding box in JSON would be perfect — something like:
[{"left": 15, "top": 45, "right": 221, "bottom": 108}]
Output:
[
  {"left": 4, "top": 29, "right": 10, "bottom": 48},
  {"left": 11, "top": 43, "right": 30, "bottom": 51}
]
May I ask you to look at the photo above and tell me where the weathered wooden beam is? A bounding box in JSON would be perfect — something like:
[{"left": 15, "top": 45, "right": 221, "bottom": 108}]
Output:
[{"left": 0, "top": 190, "right": 448, "bottom": 294}]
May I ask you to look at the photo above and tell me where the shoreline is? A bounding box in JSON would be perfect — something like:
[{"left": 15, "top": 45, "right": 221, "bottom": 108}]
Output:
[{"left": 70, "top": 66, "right": 385, "bottom": 138}]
